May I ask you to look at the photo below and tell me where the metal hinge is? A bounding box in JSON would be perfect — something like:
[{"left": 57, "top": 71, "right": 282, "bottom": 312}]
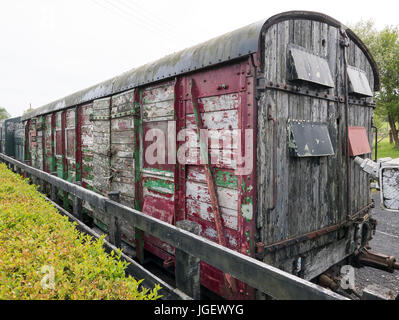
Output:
[
  {"left": 339, "top": 28, "right": 350, "bottom": 47},
  {"left": 90, "top": 114, "right": 110, "bottom": 121},
  {"left": 110, "top": 109, "right": 138, "bottom": 119}
]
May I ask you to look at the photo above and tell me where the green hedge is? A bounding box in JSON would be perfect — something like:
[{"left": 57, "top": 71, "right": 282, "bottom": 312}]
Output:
[{"left": 0, "top": 163, "right": 161, "bottom": 300}]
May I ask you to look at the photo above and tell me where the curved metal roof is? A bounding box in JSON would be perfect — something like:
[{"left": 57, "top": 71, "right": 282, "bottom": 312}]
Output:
[{"left": 22, "top": 11, "right": 380, "bottom": 121}]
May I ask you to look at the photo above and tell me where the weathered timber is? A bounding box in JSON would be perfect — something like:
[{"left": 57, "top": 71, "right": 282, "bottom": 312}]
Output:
[
  {"left": 257, "top": 16, "right": 376, "bottom": 278},
  {"left": 73, "top": 181, "right": 83, "bottom": 221},
  {"left": 108, "top": 191, "right": 122, "bottom": 248},
  {"left": 13, "top": 11, "right": 381, "bottom": 300}
]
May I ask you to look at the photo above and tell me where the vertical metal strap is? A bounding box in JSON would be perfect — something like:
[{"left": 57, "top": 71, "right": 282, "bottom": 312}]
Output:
[{"left": 267, "top": 104, "right": 277, "bottom": 213}]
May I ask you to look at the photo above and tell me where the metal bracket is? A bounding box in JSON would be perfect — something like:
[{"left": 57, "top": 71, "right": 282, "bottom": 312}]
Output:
[
  {"left": 89, "top": 114, "right": 110, "bottom": 121},
  {"left": 339, "top": 28, "right": 350, "bottom": 48},
  {"left": 110, "top": 109, "right": 139, "bottom": 119},
  {"left": 256, "top": 78, "right": 376, "bottom": 108}
]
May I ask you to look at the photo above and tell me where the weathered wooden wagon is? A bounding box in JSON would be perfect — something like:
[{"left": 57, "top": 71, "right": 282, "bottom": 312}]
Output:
[
  {"left": 21, "top": 11, "right": 380, "bottom": 299},
  {"left": 0, "top": 116, "right": 24, "bottom": 162}
]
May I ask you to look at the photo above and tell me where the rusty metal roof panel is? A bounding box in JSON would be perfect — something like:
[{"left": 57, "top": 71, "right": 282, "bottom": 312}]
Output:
[
  {"left": 112, "top": 21, "right": 264, "bottom": 93},
  {"left": 347, "top": 66, "right": 373, "bottom": 97},
  {"left": 22, "top": 78, "right": 116, "bottom": 121},
  {"left": 289, "top": 121, "right": 335, "bottom": 157},
  {"left": 287, "top": 44, "right": 335, "bottom": 88},
  {"left": 22, "top": 21, "right": 264, "bottom": 121},
  {"left": 22, "top": 11, "right": 380, "bottom": 121}
]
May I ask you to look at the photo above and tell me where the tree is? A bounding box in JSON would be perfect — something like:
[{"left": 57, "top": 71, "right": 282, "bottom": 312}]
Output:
[
  {"left": 0, "top": 108, "right": 10, "bottom": 120},
  {"left": 351, "top": 21, "right": 399, "bottom": 148}
]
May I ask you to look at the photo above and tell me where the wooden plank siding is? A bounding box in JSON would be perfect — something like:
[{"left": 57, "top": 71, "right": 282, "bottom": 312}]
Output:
[
  {"left": 110, "top": 90, "right": 137, "bottom": 245},
  {"left": 80, "top": 103, "right": 94, "bottom": 192},
  {"left": 44, "top": 114, "right": 53, "bottom": 173},
  {"left": 257, "top": 19, "right": 375, "bottom": 280},
  {"left": 90, "top": 98, "right": 112, "bottom": 231},
  {"left": 110, "top": 90, "right": 136, "bottom": 207},
  {"left": 65, "top": 108, "right": 76, "bottom": 184},
  {"left": 140, "top": 81, "right": 176, "bottom": 260},
  {"left": 29, "top": 117, "right": 44, "bottom": 171}
]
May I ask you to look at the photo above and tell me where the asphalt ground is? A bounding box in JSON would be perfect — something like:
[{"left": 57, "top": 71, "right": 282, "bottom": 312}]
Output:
[{"left": 355, "top": 191, "right": 399, "bottom": 298}]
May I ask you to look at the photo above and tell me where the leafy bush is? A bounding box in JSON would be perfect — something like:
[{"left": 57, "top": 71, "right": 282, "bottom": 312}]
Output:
[{"left": 0, "top": 163, "right": 162, "bottom": 300}]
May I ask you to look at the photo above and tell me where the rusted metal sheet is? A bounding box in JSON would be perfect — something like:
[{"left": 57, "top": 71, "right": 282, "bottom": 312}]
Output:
[
  {"left": 288, "top": 121, "right": 335, "bottom": 157},
  {"left": 287, "top": 44, "right": 335, "bottom": 88},
  {"left": 348, "top": 126, "right": 371, "bottom": 156},
  {"left": 347, "top": 66, "right": 373, "bottom": 97}
]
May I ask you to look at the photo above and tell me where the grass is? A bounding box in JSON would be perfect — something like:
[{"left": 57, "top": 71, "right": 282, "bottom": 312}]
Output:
[{"left": 374, "top": 137, "right": 399, "bottom": 159}]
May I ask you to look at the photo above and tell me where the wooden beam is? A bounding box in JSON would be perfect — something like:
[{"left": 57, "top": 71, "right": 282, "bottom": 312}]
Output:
[
  {"left": 73, "top": 181, "right": 83, "bottom": 221},
  {"left": 45, "top": 195, "right": 190, "bottom": 301},
  {"left": 108, "top": 191, "right": 122, "bottom": 248},
  {"left": 175, "top": 220, "right": 201, "bottom": 299}
]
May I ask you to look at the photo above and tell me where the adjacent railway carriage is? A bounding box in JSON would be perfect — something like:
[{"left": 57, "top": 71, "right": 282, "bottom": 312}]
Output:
[
  {"left": 20, "top": 11, "right": 380, "bottom": 299},
  {"left": 0, "top": 116, "right": 24, "bottom": 162}
]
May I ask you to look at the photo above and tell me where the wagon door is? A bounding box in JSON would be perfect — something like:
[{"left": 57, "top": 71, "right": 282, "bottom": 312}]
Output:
[
  {"left": 29, "top": 117, "right": 44, "bottom": 170},
  {"left": 5, "top": 120, "right": 16, "bottom": 158},
  {"left": 140, "top": 81, "right": 177, "bottom": 261},
  {"left": 54, "top": 112, "right": 65, "bottom": 179},
  {"left": 109, "top": 90, "right": 137, "bottom": 245},
  {"left": 65, "top": 109, "right": 76, "bottom": 184},
  {"left": 79, "top": 103, "right": 94, "bottom": 192},
  {"left": 14, "top": 122, "right": 25, "bottom": 162},
  {"left": 181, "top": 61, "right": 256, "bottom": 299},
  {"left": 43, "top": 114, "right": 55, "bottom": 173}
]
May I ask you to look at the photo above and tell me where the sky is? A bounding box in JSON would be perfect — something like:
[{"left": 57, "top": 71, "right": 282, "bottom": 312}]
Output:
[{"left": 0, "top": 0, "right": 398, "bottom": 117}]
